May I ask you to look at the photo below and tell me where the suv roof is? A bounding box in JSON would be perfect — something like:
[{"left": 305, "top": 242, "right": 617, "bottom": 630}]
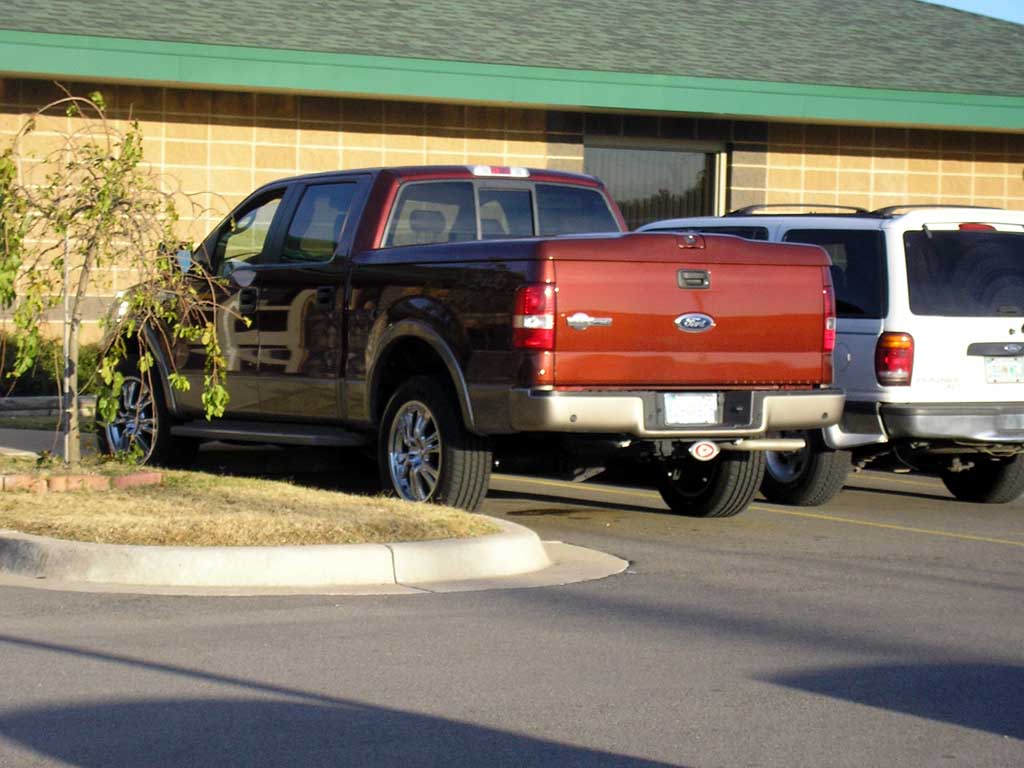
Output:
[
  {"left": 638, "top": 205, "right": 1024, "bottom": 233},
  {"left": 724, "top": 203, "right": 1006, "bottom": 218}
]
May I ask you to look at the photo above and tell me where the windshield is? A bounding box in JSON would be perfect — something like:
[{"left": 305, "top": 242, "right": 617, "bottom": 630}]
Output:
[{"left": 904, "top": 230, "right": 1024, "bottom": 316}]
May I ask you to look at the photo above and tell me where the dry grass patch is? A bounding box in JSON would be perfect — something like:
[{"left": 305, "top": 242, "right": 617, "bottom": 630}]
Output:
[{"left": 0, "top": 463, "right": 498, "bottom": 546}]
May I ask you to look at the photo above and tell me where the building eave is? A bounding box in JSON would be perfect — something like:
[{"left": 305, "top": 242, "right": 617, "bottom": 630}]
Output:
[{"left": 1, "top": 30, "right": 1022, "bottom": 132}]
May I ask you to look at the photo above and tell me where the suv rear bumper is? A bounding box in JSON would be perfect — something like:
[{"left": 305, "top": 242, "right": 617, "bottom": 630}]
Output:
[
  {"left": 506, "top": 388, "right": 844, "bottom": 439},
  {"left": 880, "top": 403, "right": 1024, "bottom": 443}
]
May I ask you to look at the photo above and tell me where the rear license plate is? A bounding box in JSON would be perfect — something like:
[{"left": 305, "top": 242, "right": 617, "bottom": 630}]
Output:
[
  {"left": 663, "top": 393, "right": 719, "bottom": 425},
  {"left": 985, "top": 356, "right": 1024, "bottom": 384}
]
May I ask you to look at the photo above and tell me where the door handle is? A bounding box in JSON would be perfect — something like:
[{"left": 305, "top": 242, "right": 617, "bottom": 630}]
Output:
[
  {"left": 315, "top": 286, "right": 336, "bottom": 310},
  {"left": 238, "top": 287, "right": 258, "bottom": 315}
]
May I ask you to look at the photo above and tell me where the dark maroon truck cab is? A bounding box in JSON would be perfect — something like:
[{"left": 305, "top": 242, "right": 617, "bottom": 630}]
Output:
[{"left": 119, "top": 166, "right": 843, "bottom": 518}]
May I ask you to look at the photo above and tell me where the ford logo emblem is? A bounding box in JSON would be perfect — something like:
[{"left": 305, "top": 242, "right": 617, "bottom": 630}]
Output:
[
  {"left": 674, "top": 313, "right": 716, "bottom": 333},
  {"left": 1005, "top": 343, "right": 1023, "bottom": 354}
]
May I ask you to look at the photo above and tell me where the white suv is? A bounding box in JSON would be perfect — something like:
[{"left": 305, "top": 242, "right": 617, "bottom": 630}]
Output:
[{"left": 639, "top": 205, "right": 1024, "bottom": 506}]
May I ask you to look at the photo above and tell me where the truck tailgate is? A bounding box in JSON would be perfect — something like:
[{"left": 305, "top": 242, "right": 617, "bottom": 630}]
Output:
[{"left": 544, "top": 233, "right": 830, "bottom": 388}]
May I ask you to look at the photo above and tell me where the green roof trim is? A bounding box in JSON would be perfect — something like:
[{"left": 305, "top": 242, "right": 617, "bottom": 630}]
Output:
[{"left": 1, "top": 30, "right": 1023, "bottom": 131}]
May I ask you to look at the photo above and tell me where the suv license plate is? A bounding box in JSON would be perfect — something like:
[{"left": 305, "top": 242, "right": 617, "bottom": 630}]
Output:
[
  {"left": 985, "top": 356, "right": 1024, "bottom": 384},
  {"left": 664, "top": 393, "right": 719, "bottom": 425}
]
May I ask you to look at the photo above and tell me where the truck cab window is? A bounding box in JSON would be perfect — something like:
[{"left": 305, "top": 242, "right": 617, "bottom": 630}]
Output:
[
  {"left": 479, "top": 189, "right": 534, "bottom": 239},
  {"left": 215, "top": 192, "right": 284, "bottom": 274},
  {"left": 536, "top": 184, "right": 619, "bottom": 236},
  {"left": 279, "top": 183, "right": 358, "bottom": 263},
  {"left": 385, "top": 181, "right": 476, "bottom": 247}
]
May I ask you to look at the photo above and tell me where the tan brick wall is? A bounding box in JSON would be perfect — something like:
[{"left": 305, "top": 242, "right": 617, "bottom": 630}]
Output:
[
  {"left": 731, "top": 122, "right": 1024, "bottom": 212},
  {"left": 3, "top": 76, "right": 1022, "bottom": 339},
  {"left": 0, "top": 77, "right": 581, "bottom": 250}
]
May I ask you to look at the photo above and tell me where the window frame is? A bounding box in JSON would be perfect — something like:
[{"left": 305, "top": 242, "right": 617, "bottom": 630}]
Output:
[{"left": 583, "top": 136, "right": 729, "bottom": 224}]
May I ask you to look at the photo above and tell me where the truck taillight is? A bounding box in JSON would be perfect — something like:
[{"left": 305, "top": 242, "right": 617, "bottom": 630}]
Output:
[
  {"left": 876, "top": 332, "right": 914, "bottom": 386},
  {"left": 823, "top": 284, "right": 836, "bottom": 353},
  {"left": 513, "top": 283, "right": 556, "bottom": 350},
  {"left": 821, "top": 268, "right": 837, "bottom": 385}
]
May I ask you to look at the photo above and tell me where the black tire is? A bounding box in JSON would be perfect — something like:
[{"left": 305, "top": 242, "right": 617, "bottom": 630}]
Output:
[
  {"left": 655, "top": 451, "right": 766, "bottom": 518},
  {"left": 96, "top": 365, "right": 198, "bottom": 468},
  {"left": 940, "top": 455, "right": 1024, "bottom": 504},
  {"left": 378, "top": 375, "right": 492, "bottom": 512},
  {"left": 761, "top": 432, "right": 851, "bottom": 506}
]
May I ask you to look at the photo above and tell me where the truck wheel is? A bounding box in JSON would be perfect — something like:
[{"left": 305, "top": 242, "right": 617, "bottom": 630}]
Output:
[
  {"left": 96, "top": 367, "right": 198, "bottom": 467},
  {"left": 379, "top": 376, "right": 492, "bottom": 512},
  {"left": 655, "top": 451, "right": 765, "bottom": 518},
  {"left": 940, "top": 455, "right": 1024, "bottom": 504},
  {"left": 762, "top": 432, "right": 851, "bottom": 506}
]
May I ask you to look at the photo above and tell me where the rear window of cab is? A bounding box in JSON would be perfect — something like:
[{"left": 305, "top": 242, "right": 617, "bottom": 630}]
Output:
[{"left": 383, "top": 180, "right": 620, "bottom": 247}]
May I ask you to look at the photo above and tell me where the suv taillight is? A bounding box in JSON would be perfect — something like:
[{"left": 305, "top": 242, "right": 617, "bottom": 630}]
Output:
[
  {"left": 513, "top": 283, "right": 556, "bottom": 350},
  {"left": 875, "top": 332, "right": 914, "bottom": 386}
]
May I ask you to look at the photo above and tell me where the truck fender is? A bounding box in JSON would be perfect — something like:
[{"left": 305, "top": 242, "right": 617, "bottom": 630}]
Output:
[
  {"left": 138, "top": 324, "right": 182, "bottom": 417},
  {"left": 368, "top": 319, "right": 477, "bottom": 433}
]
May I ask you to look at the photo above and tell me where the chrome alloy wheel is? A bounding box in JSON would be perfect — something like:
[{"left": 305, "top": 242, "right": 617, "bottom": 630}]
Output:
[
  {"left": 387, "top": 399, "right": 442, "bottom": 502},
  {"left": 103, "top": 375, "right": 157, "bottom": 461},
  {"left": 765, "top": 441, "right": 808, "bottom": 483}
]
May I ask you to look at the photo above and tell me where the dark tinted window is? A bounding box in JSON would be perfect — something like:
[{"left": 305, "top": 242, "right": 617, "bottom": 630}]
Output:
[
  {"left": 784, "top": 229, "right": 887, "bottom": 318},
  {"left": 279, "top": 183, "right": 357, "bottom": 263},
  {"left": 536, "top": 184, "right": 620, "bottom": 236},
  {"left": 647, "top": 225, "right": 769, "bottom": 240},
  {"left": 479, "top": 189, "right": 534, "bottom": 238},
  {"left": 904, "top": 230, "right": 1024, "bottom": 316},
  {"left": 385, "top": 182, "right": 476, "bottom": 247}
]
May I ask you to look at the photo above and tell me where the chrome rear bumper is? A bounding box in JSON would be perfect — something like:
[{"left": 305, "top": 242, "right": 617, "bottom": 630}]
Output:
[{"left": 507, "top": 388, "right": 844, "bottom": 439}]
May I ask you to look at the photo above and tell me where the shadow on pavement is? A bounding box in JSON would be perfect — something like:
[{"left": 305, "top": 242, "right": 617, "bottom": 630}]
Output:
[
  {"left": 841, "top": 484, "right": 954, "bottom": 503},
  {"left": 192, "top": 444, "right": 381, "bottom": 495},
  {"left": 763, "top": 663, "right": 1024, "bottom": 740},
  {"left": 0, "top": 634, "right": 678, "bottom": 768}
]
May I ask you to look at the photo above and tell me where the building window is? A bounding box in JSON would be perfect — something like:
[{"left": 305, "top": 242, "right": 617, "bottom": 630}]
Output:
[{"left": 584, "top": 143, "right": 724, "bottom": 230}]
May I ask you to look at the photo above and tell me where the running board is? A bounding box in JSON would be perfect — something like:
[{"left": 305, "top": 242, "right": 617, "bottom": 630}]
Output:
[{"left": 171, "top": 420, "right": 369, "bottom": 447}]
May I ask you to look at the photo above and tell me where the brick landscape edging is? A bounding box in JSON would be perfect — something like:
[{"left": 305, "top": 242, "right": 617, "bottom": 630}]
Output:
[{"left": 0, "top": 471, "right": 162, "bottom": 493}]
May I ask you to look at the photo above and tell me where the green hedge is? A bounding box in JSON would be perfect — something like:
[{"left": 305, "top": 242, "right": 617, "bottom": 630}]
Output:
[{"left": 0, "top": 334, "right": 101, "bottom": 397}]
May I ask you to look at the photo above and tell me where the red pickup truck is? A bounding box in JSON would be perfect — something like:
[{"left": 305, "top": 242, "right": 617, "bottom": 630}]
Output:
[{"left": 101, "top": 165, "right": 843, "bottom": 517}]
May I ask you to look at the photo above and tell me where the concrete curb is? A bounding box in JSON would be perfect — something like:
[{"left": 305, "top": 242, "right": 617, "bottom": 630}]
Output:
[{"left": 0, "top": 517, "right": 602, "bottom": 592}]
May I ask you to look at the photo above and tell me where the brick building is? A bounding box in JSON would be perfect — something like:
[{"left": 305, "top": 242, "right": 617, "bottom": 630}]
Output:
[{"left": 0, "top": 0, "right": 1022, "bottom": 333}]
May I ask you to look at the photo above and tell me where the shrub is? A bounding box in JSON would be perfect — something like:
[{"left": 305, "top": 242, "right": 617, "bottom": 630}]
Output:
[{"left": 0, "top": 333, "right": 100, "bottom": 397}]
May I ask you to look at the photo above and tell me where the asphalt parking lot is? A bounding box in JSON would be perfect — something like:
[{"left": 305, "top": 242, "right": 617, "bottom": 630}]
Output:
[{"left": 0, "top": 446, "right": 1021, "bottom": 766}]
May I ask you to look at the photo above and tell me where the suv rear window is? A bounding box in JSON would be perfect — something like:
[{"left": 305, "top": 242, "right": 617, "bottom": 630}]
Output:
[
  {"left": 904, "top": 230, "right": 1024, "bottom": 316},
  {"left": 783, "top": 229, "right": 887, "bottom": 318}
]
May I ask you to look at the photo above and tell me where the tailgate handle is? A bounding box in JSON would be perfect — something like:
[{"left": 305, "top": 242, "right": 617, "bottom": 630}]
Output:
[
  {"left": 566, "top": 312, "right": 613, "bottom": 331},
  {"left": 678, "top": 269, "right": 710, "bottom": 290}
]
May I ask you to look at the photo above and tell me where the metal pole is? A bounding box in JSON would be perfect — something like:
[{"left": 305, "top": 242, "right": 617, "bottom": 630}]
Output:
[{"left": 62, "top": 232, "right": 70, "bottom": 464}]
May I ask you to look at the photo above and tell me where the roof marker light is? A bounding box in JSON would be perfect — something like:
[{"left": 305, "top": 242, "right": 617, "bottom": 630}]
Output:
[{"left": 470, "top": 165, "right": 530, "bottom": 178}]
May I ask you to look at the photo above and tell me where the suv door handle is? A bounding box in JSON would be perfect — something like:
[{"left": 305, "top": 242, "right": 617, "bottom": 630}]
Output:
[{"left": 238, "top": 287, "right": 258, "bottom": 315}]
